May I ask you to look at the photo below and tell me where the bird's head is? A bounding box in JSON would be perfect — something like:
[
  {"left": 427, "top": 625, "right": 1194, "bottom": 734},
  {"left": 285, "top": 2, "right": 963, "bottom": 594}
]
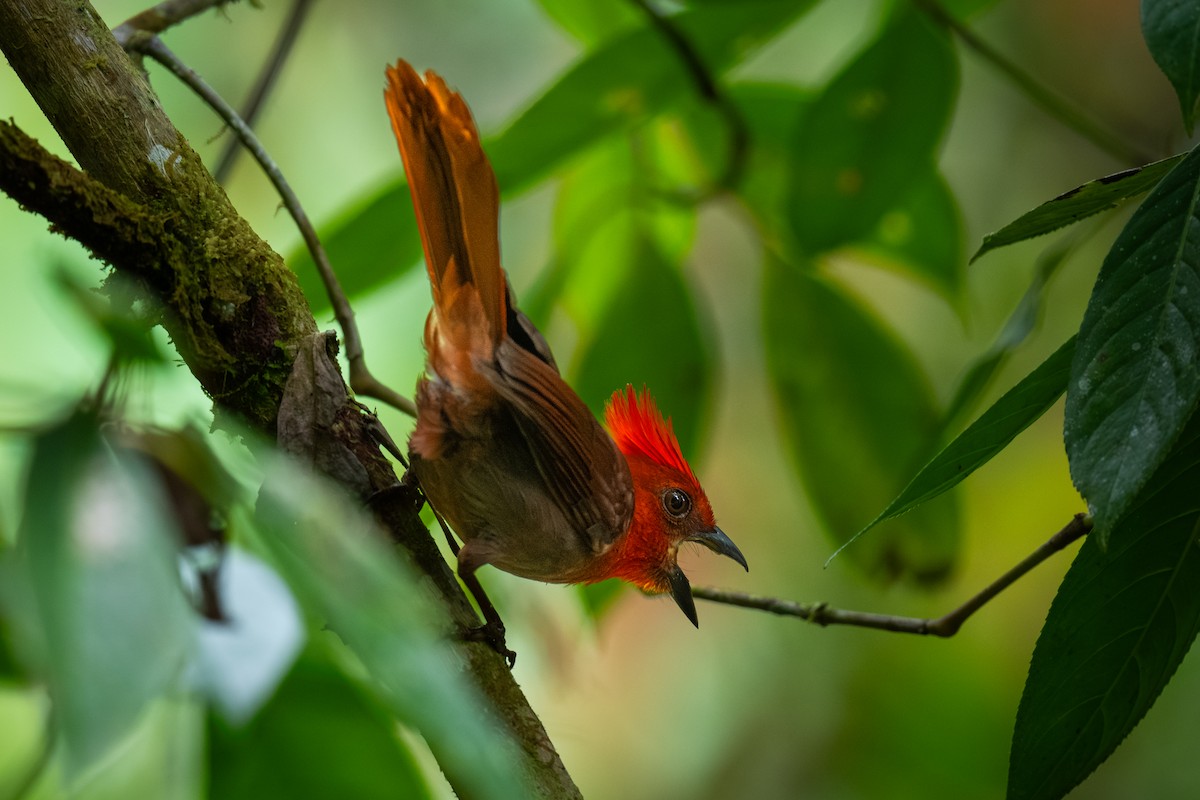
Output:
[{"left": 603, "top": 385, "right": 747, "bottom": 626}]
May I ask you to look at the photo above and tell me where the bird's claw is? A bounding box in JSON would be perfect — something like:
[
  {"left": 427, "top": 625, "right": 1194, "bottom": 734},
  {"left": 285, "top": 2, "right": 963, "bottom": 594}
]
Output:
[
  {"left": 460, "top": 620, "right": 517, "bottom": 668},
  {"left": 365, "top": 477, "right": 425, "bottom": 516}
]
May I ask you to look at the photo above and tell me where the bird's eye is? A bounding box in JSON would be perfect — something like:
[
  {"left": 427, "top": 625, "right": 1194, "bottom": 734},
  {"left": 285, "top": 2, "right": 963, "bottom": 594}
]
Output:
[{"left": 662, "top": 488, "right": 691, "bottom": 518}]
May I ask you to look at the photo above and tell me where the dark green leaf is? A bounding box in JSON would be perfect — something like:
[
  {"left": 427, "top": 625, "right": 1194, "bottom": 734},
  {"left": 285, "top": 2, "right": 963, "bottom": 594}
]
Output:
[
  {"left": 1065, "top": 143, "right": 1200, "bottom": 540},
  {"left": 1009, "top": 412, "right": 1200, "bottom": 800},
  {"left": 943, "top": 236, "right": 1074, "bottom": 430},
  {"left": 290, "top": 182, "right": 423, "bottom": 315},
  {"left": 1142, "top": 0, "right": 1200, "bottom": 133},
  {"left": 17, "top": 412, "right": 193, "bottom": 774},
  {"left": 208, "top": 649, "right": 430, "bottom": 800},
  {"left": 251, "top": 457, "right": 526, "bottom": 800},
  {"left": 763, "top": 262, "right": 959, "bottom": 582},
  {"left": 573, "top": 235, "right": 711, "bottom": 455},
  {"left": 857, "top": 337, "right": 1074, "bottom": 538},
  {"left": 730, "top": 81, "right": 812, "bottom": 251},
  {"left": 488, "top": 0, "right": 811, "bottom": 194},
  {"left": 787, "top": 10, "right": 958, "bottom": 254},
  {"left": 292, "top": 1, "right": 810, "bottom": 312},
  {"left": 862, "top": 169, "right": 964, "bottom": 305},
  {"left": 972, "top": 155, "right": 1185, "bottom": 263}
]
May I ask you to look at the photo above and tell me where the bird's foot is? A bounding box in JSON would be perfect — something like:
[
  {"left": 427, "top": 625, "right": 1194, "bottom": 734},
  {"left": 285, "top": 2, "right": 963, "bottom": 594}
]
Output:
[
  {"left": 460, "top": 619, "right": 517, "bottom": 668},
  {"left": 365, "top": 475, "right": 425, "bottom": 516}
]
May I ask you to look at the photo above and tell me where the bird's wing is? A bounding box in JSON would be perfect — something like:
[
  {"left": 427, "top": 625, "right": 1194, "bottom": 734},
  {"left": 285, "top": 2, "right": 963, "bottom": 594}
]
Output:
[{"left": 488, "top": 340, "right": 634, "bottom": 553}]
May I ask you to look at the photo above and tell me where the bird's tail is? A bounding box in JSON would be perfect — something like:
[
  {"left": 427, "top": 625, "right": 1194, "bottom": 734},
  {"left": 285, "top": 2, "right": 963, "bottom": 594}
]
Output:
[{"left": 384, "top": 60, "right": 506, "bottom": 365}]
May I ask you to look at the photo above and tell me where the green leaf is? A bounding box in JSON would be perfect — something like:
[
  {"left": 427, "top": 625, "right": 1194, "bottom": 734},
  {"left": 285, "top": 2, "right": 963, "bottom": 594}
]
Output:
[
  {"left": 861, "top": 169, "right": 965, "bottom": 306},
  {"left": 250, "top": 456, "right": 526, "bottom": 800},
  {"left": 787, "top": 9, "right": 958, "bottom": 254},
  {"left": 577, "top": 579, "right": 627, "bottom": 622},
  {"left": 857, "top": 336, "right": 1074, "bottom": 538},
  {"left": 1065, "top": 143, "right": 1200, "bottom": 540},
  {"left": 730, "top": 82, "right": 812, "bottom": 252},
  {"left": 573, "top": 235, "right": 711, "bottom": 455},
  {"left": 763, "top": 261, "right": 959, "bottom": 582},
  {"left": 971, "top": 155, "right": 1185, "bottom": 263},
  {"left": 290, "top": 182, "right": 423, "bottom": 315},
  {"left": 943, "top": 236, "right": 1074, "bottom": 430},
  {"left": 1142, "top": 0, "right": 1200, "bottom": 133},
  {"left": 17, "top": 412, "right": 193, "bottom": 774},
  {"left": 1008, "top": 412, "right": 1200, "bottom": 800},
  {"left": 208, "top": 648, "right": 430, "bottom": 800},
  {"left": 533, "top": 0, "right": 640, "bottom": 45},
  {"left": 292, "top": 0, "right": 810, "bottom": 313},
  {"left": 488, "top": 0, "right": 811, "bottom": 195}
]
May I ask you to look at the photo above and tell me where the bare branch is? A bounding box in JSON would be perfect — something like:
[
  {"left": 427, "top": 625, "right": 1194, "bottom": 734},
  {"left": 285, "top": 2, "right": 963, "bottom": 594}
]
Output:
[
  {"left": 112, "top": 0, "right": 235, "bottom": 48},
  {"left": 695, "top": 513, "right": 1092, "bottom": 636},
  {"left": 128, "top": 35, "right": 416, "bottom": 418},
  {"left": 214, "top": 0, "right": 315, "bottom": 183}
]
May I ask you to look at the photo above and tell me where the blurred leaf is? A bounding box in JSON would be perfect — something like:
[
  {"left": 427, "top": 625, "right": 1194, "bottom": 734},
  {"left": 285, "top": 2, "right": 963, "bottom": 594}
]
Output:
[
  {"left": 56, "top": 270, "right": 163, "bottom": 364},
  {"left": 533, "top": 0, "right": 640, "bottom": 45},
  {"left": 857, "top": 336, "right": 1074, "bottom": 537},
  {"left": 1142, "top": 0, "right": 1200, "bottom": 133},
  {"left": 187, "top": 549, "right": 305, "bottom": 724},
  {"left": 1065, "top": 143, "right": 1200, "bottom": 541},
  {"left": 861, "top": 169, "right": 964, "bottom": 305},
  {"left": 488, "top": 0, "right": 812, "bottom": 194},
  {"left": 294, "top": 0, "right": 811, "bottom": 313},
  {"left": 290, "top": 182, "right": 423, "bottom": 316},
  {"left": 971, "top": 155, "right": 1184, "bottom": 263},
  {"left": 577, "top": 579, "right": 627, "bottom": 622},
  {"left": 787, "top": 9, "right": 958, "bottom": 254},
  {"left": 763, "top": 262, "right": 959, "bottom": 582},
  {"left": 573, "top": 234, "right": 711, "bottom": 455},
  {"left": 943, "top": 236, "right": 1074, "bottom": 430},
  {"left": 208, "top": 648, "right": 430, "bottom": 800},
  {"left": 1009, "top": 412, "right": 1200, "bottom": 800},
  {"left": 18, "top": 411, "right": 193, "bottom": 774},
  {"left": 250, "top": 456, "right": 527, "bottom": 800},
  {"left": 730, "top": 82, "right": 812, "bottom": 251},
  {"left": 526, "top": 137, "right": 695, "bottom": 324}
]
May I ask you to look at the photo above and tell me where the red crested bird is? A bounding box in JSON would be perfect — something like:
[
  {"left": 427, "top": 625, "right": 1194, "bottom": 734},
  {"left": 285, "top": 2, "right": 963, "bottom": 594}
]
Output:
[{"left": 383, "top": 60, "right": 746, "bottom": 646}]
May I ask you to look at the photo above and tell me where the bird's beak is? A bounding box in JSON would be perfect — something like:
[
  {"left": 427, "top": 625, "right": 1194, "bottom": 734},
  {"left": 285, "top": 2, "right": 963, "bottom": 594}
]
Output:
[
  {"left": 688, "top": 526, "right": 748, "bottom": 571},
  {"left": 667, "top": 565, "right": 698, "bottom": 628}
]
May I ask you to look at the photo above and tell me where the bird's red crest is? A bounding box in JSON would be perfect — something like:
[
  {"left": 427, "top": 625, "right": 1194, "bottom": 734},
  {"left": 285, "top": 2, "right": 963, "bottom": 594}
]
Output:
[{"left": 604, "top": 385, "right": 696, "bottom": 483}]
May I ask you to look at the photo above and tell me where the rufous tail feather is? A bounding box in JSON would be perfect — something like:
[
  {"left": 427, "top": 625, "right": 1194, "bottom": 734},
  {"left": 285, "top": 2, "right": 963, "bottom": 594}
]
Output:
[{"left": 384, "top": 61, "right": 506, "bottom": 349}]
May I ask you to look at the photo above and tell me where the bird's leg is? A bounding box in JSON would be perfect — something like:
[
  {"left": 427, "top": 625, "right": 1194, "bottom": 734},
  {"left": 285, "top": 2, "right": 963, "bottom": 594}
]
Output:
[
  {"left": 434, "top": 520, "right": 516, "bottom": 668},
  {"left": 456, "top": 564, "right": 517, "bottom": 668}
]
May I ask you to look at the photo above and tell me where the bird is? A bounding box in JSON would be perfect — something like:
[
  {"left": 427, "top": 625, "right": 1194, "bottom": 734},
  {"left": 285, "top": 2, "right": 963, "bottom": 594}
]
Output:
[{"left": 383, "top": 60, "right": 746, "bottom": 648}]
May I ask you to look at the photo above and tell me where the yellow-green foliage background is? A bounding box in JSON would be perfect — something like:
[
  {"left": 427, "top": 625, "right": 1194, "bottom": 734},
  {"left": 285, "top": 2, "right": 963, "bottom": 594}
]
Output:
[{"left": 1, "top": 1, "right": 1195, "bottom": 798}]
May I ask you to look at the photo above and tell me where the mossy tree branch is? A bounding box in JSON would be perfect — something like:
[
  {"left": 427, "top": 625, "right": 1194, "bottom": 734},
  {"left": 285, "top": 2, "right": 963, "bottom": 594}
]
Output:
[{"left": 0, "top": 1, "right": 579, "bottom": 796}]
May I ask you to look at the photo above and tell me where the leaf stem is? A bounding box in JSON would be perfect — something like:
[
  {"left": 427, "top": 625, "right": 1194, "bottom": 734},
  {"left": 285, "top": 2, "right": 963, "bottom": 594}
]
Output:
[
  {"left": 913, "top": 0, "right": 1154, "bottom": 166},
  {"left": 694, "top": 513, "right": 1092, "bottom": 636}
]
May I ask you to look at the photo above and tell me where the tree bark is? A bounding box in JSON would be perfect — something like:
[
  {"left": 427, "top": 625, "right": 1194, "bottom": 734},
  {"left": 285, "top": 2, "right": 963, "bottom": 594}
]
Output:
[{"left": 0, "top": 1, "right": 580, "bottom": 797}]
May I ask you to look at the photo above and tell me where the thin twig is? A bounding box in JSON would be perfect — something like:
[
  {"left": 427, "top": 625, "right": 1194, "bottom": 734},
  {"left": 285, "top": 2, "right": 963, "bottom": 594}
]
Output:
[
  {"left": 628, "top": 0, "right": 749, "bottom": 197},
  {"left": 112, "top": 0, "right": 233, "bottom": 48},
  {"left": 213, "top": 0, "right": 314, "bottom": 183},
  {"left": 913, "top": 0, "right": 1153, "bottom": 166},
  {"left": 694, "top": 513, "right": 1092, "bottom": 636},
  {"left": 130, "top": 35, "right": 416, "bottom": 418}
]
